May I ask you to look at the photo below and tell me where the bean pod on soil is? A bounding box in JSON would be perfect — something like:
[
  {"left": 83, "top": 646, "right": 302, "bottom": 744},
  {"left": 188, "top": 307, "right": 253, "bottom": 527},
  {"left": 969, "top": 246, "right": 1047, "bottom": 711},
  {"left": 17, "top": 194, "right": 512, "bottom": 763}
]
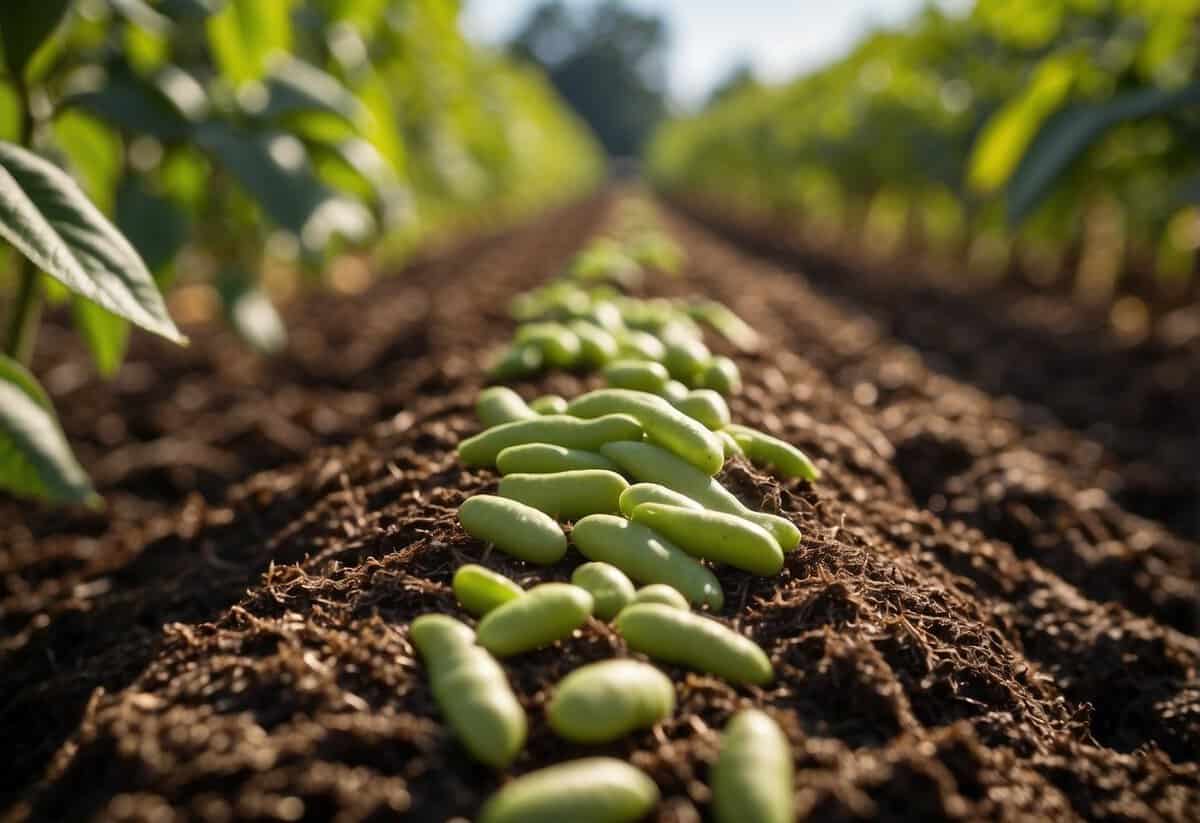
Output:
[
  {"left": 614, "top": 603, "right": 773, "bottom": 685},
  {"left": 699, "top": 355, "right": 743, "bottom": 395},
  {"left": 566, "top": 389, "right": 725, "bottom": 475},
  {"left": 452, "top": 564, "right": 524, "bottom": 616},
  {"left": 726, "top": 424, "right": 820, "bottom": 482},
  {"left": 458, "top": 495, "right": 567, "bottom": 565},
  {"left": 572, "top": 514, "right": 724, "bottom": 610},
  {"left": 498, "top": 469, "right": 628, "bottom": 520},
  {"left": 459, "top": 413, "right": 644, "bottom": 467},
  {"left": 604, "top": 359, "right": 671, "bottom": 393},
  {"left": 476, "top": 387, "right": 537, "bottom": 428},
  {"left": 631, "top": 583, "right": 691, "bottom": 611},
  {"left": 496, "top": 443, "right": 620, "bottom": 475},
  {"left": 567, "top": 321, "right": 619, "bottom": 367},
  {"left": 672, "top": 388, "right": 732, "bottom": 430},
  {"left": 529, "top": 394, "right": 568, "bottom": 415},
  {"left": 476, "top": 583, "right": 594, "bottom": 657},
  {"left": 409, "top": 615, "right": 526, "bottom": 768},
  {"left": 515, "top": 322, "right": 582, "bottom": 368},
  {"left": 571, "top": 561, "right": 636, "bottom": 620},
  {"left": 712, "top": 709, "right": 794, "bottom": 823},
  {"left": 480, "top": 757, "right": 659, "bottom": 823},
  {"left": 716, "top": 428, "right": 745, "bottom": 458},
  {"left": 630, "top": 502, "right": 785, "bottom": 575},
  {"left": 600, "top": 440, "right": 800, "bottom": 550},
  {"left": 548, "top": 659, "right": 675, "bottom": 742},
  {"left": 618, "top": 482, "right": 704, "bottom": 518}
]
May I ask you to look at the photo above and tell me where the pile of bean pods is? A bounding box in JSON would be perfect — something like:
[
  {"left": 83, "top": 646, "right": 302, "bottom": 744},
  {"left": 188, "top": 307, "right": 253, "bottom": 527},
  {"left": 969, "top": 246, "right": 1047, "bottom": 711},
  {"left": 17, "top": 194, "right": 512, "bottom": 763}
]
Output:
[{"left": 409, "top": 203, "right": 813, "bottom": 823}]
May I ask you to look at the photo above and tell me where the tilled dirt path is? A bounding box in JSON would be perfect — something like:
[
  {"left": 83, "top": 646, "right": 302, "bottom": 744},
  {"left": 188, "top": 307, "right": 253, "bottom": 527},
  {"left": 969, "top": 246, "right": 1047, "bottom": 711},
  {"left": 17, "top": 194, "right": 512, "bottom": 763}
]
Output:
[{"left": 2, "top": 192, "right": 1198, "bottom": 822}]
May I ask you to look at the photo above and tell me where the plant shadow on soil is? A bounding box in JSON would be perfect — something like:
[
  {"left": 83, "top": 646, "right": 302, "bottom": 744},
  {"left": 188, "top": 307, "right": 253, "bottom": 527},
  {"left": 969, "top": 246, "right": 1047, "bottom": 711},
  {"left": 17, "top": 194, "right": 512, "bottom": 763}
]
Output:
[{"left": 1, "top": 193, "right": 1198, "bottom": 822}]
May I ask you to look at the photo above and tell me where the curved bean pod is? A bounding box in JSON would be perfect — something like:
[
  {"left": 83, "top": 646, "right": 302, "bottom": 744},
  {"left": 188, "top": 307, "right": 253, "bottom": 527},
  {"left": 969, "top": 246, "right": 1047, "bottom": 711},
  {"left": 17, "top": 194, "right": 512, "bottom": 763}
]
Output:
[
  {"left": 631, "top": 503, "right": 784, "bottom": 575},
  {"left": 600, "top": 440, "right": 800, "bottom": 551},
  {"left": 567, "top": 320, "right": 620, "bottom": 367},
  {"left": 615, "top": 329, "right": 667, "bottom": 362},
  {"left": 459, "top": 414, "right": 643, "bottom": 467},
  {"left": 673, "top": 389, "right": 731, "bottom": 430},
  {"left": 516, "top": 322, "right": 581, "bottom": 368},
  {"left": 458, "top": 495, "right": 567, "bottom": 565},
  {"left": 496, "top": 443, "right": 620, "bottom": 475},
  {"left": 479, "top": 757, "right": 659, "bottom": 823},
  {"left": 571, "top": 514, "right": 723, "bottom": 609},
  {"left": 614, "top": 603, "right": 773, "bottom": 684},
  {"left": 660, "top": 379, "right": 689, "bottom": 403},
  {"left": 566, "top": 389, "right": 724, "bottom": 475},
  {"left": 529, "top": 394, "right": 568, "bottom": 415},
  {"left": 699, "top": 356, "right": 742, "bottom": 395},
  {"left": 409, "top": 615, "right": 526, "bottom": 767},
  {"left": 548, "top": 659, "right": 675, "bottom": 742},
  {"left": 571, "top": 561, "right": 636, "bottom": 620},
  {"left": 716, "top": 429, "right": 745, "bottom": 459},
  {"left": 476, "top": 583, "right": 593, "bottom": 657},
  {"left": 498, "top": 470, "right": 628, "bottom": 520},
  {"left": 604, "top": 359, "right": 671, "bottom": 393},
  {"left": 726, "top": 424, "right": 820, "bottom": 481},
  {"left": 712, "top": 709, "right": 794, "bottom": 823},
  {"left": 662, "top": 337, "right": 711, "bottom": 385},
  {"left": 618, "top": 482, "right": 703, "bottom": 518},
  {"left": 477, "top": 387, "right": 537, "bottom": 428},
  {"left": 488, "top": 342, "right": 543, "bottom": 382},
  {"left": 631, "top": 584, "right": 691, "bottom": 611},
  {"left": 452, "top": 564, "right": 524, "bottom": 616}
]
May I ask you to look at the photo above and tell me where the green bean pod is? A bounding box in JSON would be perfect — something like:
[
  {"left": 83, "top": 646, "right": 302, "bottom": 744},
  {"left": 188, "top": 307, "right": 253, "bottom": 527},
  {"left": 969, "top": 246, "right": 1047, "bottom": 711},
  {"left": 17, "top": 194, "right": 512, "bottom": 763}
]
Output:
[
  {"left": 618, "top": 482, "right": 703, "bottom": 518},
  {"left": 566, "top": 389, "right": 724, "bottom": 476},
  {"left": 568, "top": 320, "right": 620, "bottom": 367},
  {"left": 662, "top": 337, "right": 711, "bottom": 385},
  {"left": 631, "top": 503, "right": 784, "bottom": 575},
  {"left": 712, "top": 709, "right": 794, "bottom": 823},
  {"left": 631, "top": 584, "right": 691, "bottom": 611},
  {"left": 530, "top": 394, "right": 568, "bottom": 415},
  {"left": 571, "top": 561, "right": 636, "bottom": 620},
  {"left": 459, "top": 414, "right": 643, "bottom": 467},
  {"left": 726, "top": 424, "right": 820, "bottom": 481},
  {"left": 458, "top": 495, "right": 567, "bottom": 565},
  {"left": 571, "top": 514, "right": 723, "bottom": 609},
  {"left": 660, "top": 379, "right": 689, "bottom": 403},
  {"left": 479, "top": 758, "right": 659, "bottom": 823},
  {"left": 476, "top": 583, "right": 594, "bottom": 657},
  {"left": 498, "top": 470, "right": 629, "bottom": 520},
  {"left": 477, "top": 387, "right": 537, "bottom": 428},
  {"left": 672, "top": 389, "right": 731, "bottom": 430},
  {"left": 614, "top": 603, "right": 773, "bottom": 685},
  {"left": 600, "top": 441, "right": 800, "bottom": 551},
  {"left": 453, "top": 564, "right": 524, "bottom": 616},
  {"left": 496, "top": 443, "right": 620, "bottom": 475},
  {"left": 699, "top": 356, "right": 742, "bottom": 395},
  {"left": 548, "top": 659, "right": 675, "bottom": 742},
  {"left": 604, "top": 359, "right": 670, "bottom": 393},
  {"left": 689, "top": 301, "right": 760, "bottom": 352},
  {"left": 409, "top": 615, "right": 526, "bottom": 767},
  {"left": 716, "top": 429, "right": 745, "bottom": 459},
  {"left": 615, "top": 329, "right": 667, "bottom": 362},
  {"left": 488, "top": 342, "right": 543, "bottom": 382},
  {"left": 516, "top": 322, "right": 582, "bottom": 368}
]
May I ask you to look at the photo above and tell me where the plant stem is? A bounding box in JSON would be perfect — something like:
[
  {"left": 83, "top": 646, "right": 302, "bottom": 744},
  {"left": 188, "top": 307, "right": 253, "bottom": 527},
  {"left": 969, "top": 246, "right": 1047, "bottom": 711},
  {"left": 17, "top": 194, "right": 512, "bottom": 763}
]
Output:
[{"left": 2, "top": 78, "right": 42, "bottom": 364}]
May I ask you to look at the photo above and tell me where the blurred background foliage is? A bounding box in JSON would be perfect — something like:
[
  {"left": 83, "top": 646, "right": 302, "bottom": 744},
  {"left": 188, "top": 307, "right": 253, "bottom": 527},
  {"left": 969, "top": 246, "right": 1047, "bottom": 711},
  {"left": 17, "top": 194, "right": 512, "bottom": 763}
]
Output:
[
  {"left": 1, "top": 0, "right": 603, "bottom": 364},
  {"left": 648, "top": 0, "right": 1200, "bottom": 303}
]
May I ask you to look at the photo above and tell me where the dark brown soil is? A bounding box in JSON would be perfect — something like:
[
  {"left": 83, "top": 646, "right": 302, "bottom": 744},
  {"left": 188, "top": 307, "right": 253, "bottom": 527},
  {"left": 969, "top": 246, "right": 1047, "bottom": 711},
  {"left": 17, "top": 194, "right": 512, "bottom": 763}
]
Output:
[{"left": 2, "top": 191, "right": 1198, "bottom": 822}]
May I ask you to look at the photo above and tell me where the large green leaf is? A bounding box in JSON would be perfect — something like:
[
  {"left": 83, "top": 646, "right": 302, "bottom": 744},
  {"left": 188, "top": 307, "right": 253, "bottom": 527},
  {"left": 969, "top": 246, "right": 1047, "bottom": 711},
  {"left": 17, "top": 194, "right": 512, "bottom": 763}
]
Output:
[
  {"left": 61, "top": 67, "right": 194, "bottom": 140},
  {"left": 242, "top": 56, "right": 364, "bottom": 127},
  {"left": 0, "top": 355, "right": 98, "bottom": 506},
  {"left": 0, "top": 141, "right": 186, "bottom": 344},
  {"left": 1007, "top": 82, "right": 1200, "bottom": 224},
  {"left": 0, "top": 0, "right": 73, "bottom": 79},
  {"left": 206, "top": 0, "right": 295, "bottom": 86},
  {"left": 196, "top": 122, "right": 372, "bottom": 249}
]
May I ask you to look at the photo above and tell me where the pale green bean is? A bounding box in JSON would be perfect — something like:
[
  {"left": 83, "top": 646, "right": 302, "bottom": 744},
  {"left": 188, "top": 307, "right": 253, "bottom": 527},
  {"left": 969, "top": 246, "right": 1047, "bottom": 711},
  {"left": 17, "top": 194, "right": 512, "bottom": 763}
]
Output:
[
  {"left": 631, "top": 503, "right": 784, "bottom": 575},
  {"left": 673, "top": 389, "right": 731, "bottom": 430},
  {"left": 476, "top": 583, "right": 594, "bottom": 657},
  {"left": 662, "top": 337, "right": 711, "bottom": 385},
  {"left": 479, "top": 758, "right": 659, "bottom": 823},
  {"left": 458, "top": 495, "right": 567, "bottom": 565},
  {"left": 571, "top": 514, "right": 723, "bottom": 609},
  {"left": 716, "top": 429, "right": 744, "bottom": 459},
  {"left": 726, "top": 424, "right": 820, "bottom": 481},
  {"left": 499, "top": 470, "right": 628, "bottom": 520},
  {"left": 459, "top": 414, "right": 643, "bottom": 467},
  {"left": 548, "top": 659, "right": 674, "bottom": 742},
  {"left": 660, "top": 379, "right": 689, "bottom": 403},
  {"left": 615, "top": 603, "right": 773, "bottom": 685},
  {"left": 529, "top": 394, "right": 568, "bottom": 415},
  {"left": 516, "top": 322, "right": 581, "bottom": 368},
  {"left": 615, "top": 329, "right": 666, "bottom": 362},
  {"left": 567, "top": 320, "right": 619, "bottom": 367},
  {"left": 712, "top": 709, "right": 794, "bottom": 823},
  {"left": 631, "top": 584, "right": 691, "bottom": 611},
  {"left": 604, "top": 359, "right": 670, "bottom": 394},
  {"left": 488, "top": 342, "right": 543, "bottom": 381},
  {"left": 618, "top": 482, "right": 703, "bottom": 518},
  {"left": 453, "top": 564, "right": 524, "bottom": 616},
  {"left": 699, "top": 356, "right": 742, "bottom": 395},
  {"left": 477, "top": 387, "right": 537, "bottom": 428},
  {"left": 496, "top": 443, "right": 620, "bottom": 475},
  {"left": 410, "top": 615, "right": 526, "bottom": 767},
  {"left": 571, "top": 561, "right": 635, "bottom": 620}
]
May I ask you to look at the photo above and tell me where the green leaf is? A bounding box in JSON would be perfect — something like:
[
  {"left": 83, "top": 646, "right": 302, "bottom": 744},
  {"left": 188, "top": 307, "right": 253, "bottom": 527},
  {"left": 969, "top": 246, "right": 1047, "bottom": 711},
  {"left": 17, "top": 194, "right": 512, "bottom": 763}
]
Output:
[
  {"left": 72, "top": 297, "right": 130, "bottom": 377},
  {"left": 61, "top": 67, "right": 193, "bottom": 141},
  {"left": 196, "top": 123, "right": 373, "bottom": 249},
  {"left": 0, "top": 141, "right": 186, "bottom": 344},
  {"left": 206, "top": 0, "right": 295, "bottom": 86},
  {"left": 241, "top": 55, "right": 364, "bottom": 127},
  {"left": 1007, "top": 82, "right": 1200, "bottom": 224},
  {"left": 116, "top": 175, "right": 189, "bottom": 280},
  {"left": 0, "top": 0, "right": 72, "bottom": 79},
  {"left": 0, "top": 354, "right": 98, "bottom": 506}
]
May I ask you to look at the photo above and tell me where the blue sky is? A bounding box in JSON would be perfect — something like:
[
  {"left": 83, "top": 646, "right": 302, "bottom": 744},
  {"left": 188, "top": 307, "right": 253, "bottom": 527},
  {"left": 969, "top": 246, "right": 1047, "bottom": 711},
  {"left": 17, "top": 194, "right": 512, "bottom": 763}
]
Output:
[{"left": 463, "top": 0, "right": 968, "bottom": 107}]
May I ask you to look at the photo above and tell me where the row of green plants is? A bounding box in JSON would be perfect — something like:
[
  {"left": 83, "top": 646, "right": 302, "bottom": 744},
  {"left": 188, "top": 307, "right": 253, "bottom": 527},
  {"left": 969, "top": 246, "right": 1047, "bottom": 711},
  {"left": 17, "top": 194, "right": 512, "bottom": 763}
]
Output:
[
  {"left": 408, "top": 199, "right": 815, "bottom": 821},
  {"left": 0, "top": 0, "right": 602, "bottom": 507},
  {"left": 648, "top": 0, "right": 1200, "bottom": 301}
]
